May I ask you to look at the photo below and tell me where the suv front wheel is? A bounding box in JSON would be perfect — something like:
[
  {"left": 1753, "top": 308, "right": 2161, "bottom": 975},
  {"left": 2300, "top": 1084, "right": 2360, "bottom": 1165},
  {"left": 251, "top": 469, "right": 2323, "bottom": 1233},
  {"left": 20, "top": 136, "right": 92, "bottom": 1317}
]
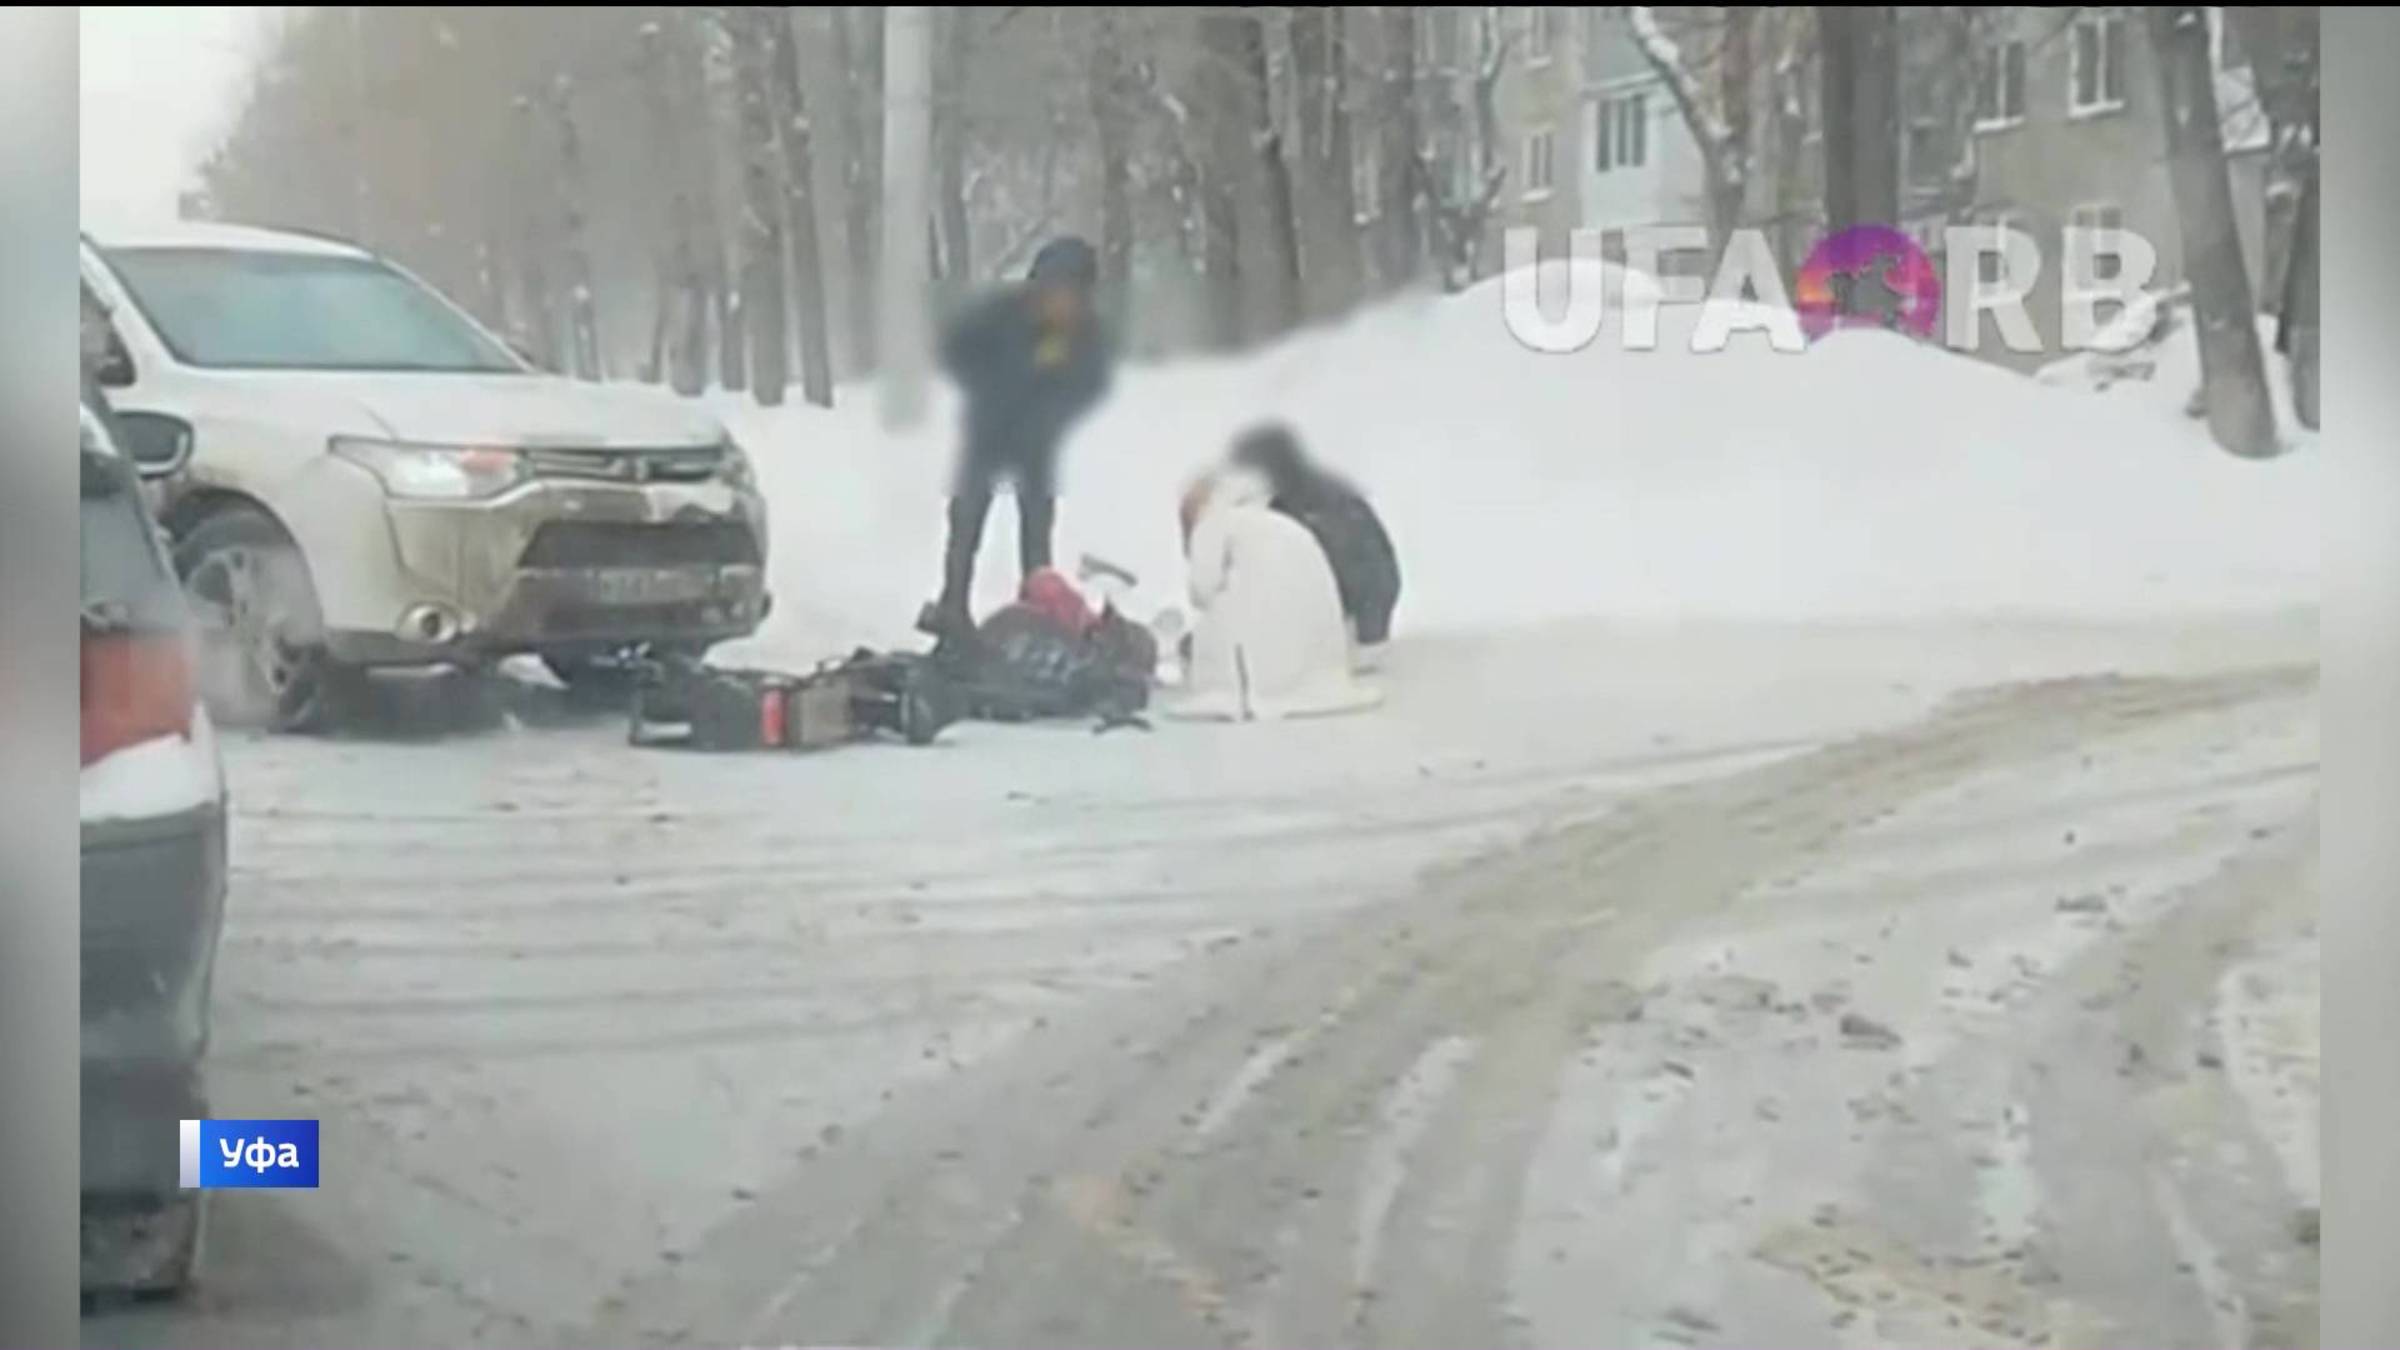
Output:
[{"left": 174, "top": 506, "right": 333, "bottom": 734}]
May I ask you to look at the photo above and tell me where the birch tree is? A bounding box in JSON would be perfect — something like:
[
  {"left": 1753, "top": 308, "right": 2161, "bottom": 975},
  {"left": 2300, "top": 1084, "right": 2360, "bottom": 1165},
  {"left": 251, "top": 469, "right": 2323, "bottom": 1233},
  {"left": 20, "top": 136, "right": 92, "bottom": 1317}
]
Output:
[
  {"left": 1422, "top": 7, "right": 1511, "bottom": 292},
  {"left": 1630, "top": 7, "right": 1750, "bottom": 256}
]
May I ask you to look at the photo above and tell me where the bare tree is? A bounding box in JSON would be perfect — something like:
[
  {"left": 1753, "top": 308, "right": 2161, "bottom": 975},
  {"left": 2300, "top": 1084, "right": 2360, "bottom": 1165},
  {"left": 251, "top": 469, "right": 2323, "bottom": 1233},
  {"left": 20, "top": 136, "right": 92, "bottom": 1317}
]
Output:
[
  {"left": 1630, "top": 8, "right": 1749, "bottom": 255},
  {"left": 641, "top": 21, "right": 709, "bottom": 395},
  {"left": 932, "top": 5, "right": 975, "bottom": 284},
  {"left": 768, "top": 8, "right": 836, "bottom": 407},
  {"left": 1767, "top": 8, "right": 1820, "bottom": 271},
  {"left": 2148, "top": 5, "right": 2276, "bottom": 457},
  {"left": 1374, "top": 5, "right": 1424, "bottom": 288},
  {"left": 1289, "top": 5, "right": 1362, "bottom": 315},
  {"left": 1240, "top": 10, "right": 1304, "bottom": 334},
  {"left": 545, "top": 73, "right": 604, "bottom": 381},
  {"left": 1088, "top": 7, "right": 1137, "bottom": 315},
  {"left": 830, "top": 6, "right": 885, "bottom": 373},
  {"left": 508, "top": 93, "right": 561, "bottom": 371},
  {"left": 1422, "top": 7, "right": 1510, "bottom": 292},
  {"left": 729, "top": 9, "right": 791, "bottom": 405},
  {"left": 1195, "top": 10, "right": 1250, "bottom": 350}
]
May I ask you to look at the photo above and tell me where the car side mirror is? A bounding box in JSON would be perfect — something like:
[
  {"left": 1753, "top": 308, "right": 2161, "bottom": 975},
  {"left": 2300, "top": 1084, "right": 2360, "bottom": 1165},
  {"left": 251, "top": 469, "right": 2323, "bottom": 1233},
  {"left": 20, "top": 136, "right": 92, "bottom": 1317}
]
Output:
[{"left": 112, "top": 411, "right": 194, "bottom": 480}]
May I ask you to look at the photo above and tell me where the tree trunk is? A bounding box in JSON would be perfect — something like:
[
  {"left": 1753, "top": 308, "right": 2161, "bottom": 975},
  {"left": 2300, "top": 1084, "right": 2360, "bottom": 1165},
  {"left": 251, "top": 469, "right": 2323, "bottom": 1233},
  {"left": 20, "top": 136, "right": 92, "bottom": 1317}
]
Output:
[
  {"left": 831, "top": 6, "right": 884, "bottom": 375},
  {"left": 1242, "top": 10, "right": 1304, "bottom": 333},
  {"left": 1089, "top": 8, "right": 1136, "bottom": 327},
  {"left": 1817, "top": 6, "right": 1898, "bottom": 244},
  {"left": 1772, "top": 10, "right": 1819, "bottom": 274},
  {"left": 1291, "top": 5, "right": 1362, "bottom": 315},
  {"left": 642, "top": 21, "right": 710, "bottom": 396},
  {"left": 1714, "top": 9, "right": 1754, "bottom": 251},
  {"left": 1375, "top": 5, "right": 1423, "bottom": 289},
  {"left": 2148, "top": 4, "right": 2277, "bottom": 457},
  {"left": 733, "top": 11, "right": 790, "bottom": 406},
  {"left": 508, "top": 95, "right": 560, "bottom": 372},
  {"left": 547, "top": 75, "right": 603, "bottom": 381},
  {"left": 2229, "top": 4, "right": 2318, "bottom": 430},
  {"left": 771, "top": 8, "right": 836, "bottom": 407},
  {"left": 932, "top": 5, "right": 973, "bottom": 285},
  {"left": 1197, "top": 11, "right": 1248, "bottom": 351}
]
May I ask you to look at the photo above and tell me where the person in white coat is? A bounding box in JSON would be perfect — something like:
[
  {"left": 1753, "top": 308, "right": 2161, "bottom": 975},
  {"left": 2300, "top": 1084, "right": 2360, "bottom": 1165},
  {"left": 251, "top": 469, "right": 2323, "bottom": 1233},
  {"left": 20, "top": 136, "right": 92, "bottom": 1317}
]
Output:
[{"left": 1169, "top": 467, "right": 1382, "bottom": 722}]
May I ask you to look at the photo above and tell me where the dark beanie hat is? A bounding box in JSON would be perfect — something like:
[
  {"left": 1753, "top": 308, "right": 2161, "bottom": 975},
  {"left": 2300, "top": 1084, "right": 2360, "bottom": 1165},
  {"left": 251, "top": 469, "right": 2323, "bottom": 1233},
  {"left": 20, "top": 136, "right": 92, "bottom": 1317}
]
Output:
[{"left": 1028, "top": 235, "right": 1099, "bottom": 288}]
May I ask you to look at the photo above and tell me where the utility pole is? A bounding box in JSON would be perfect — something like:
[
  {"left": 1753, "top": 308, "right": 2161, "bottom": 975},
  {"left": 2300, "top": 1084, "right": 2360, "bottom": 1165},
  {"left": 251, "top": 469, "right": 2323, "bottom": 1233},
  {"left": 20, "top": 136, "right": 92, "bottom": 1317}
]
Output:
[{"left": 878, "top": 5, "right": 933, "bottom": 427}]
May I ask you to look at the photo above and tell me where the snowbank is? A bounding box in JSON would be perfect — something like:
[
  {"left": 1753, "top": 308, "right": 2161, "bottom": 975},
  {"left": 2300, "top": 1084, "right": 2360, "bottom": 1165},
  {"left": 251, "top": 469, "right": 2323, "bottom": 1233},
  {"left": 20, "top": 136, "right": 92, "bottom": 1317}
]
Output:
[
  {"left": 2039, "top": 300, "right": 2313, "bottom": 447},
  {"left": 715, "top": 257, "right": 2317, "bottom": 669}
]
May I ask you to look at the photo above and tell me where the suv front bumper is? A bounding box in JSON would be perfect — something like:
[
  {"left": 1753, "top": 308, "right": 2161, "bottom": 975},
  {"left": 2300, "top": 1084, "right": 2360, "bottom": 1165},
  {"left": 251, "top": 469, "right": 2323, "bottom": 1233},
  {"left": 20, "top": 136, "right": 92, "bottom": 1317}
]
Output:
[{"left": 322, "top": 475, "right": 771, "bottom": 666}]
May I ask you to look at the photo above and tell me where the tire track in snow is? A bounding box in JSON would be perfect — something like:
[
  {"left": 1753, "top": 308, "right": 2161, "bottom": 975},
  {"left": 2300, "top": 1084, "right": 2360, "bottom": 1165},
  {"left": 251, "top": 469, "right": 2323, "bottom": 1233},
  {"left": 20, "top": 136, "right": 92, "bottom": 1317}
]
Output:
[{"left": 571, "top": 664, "right": 2311, "bottom": 1349}]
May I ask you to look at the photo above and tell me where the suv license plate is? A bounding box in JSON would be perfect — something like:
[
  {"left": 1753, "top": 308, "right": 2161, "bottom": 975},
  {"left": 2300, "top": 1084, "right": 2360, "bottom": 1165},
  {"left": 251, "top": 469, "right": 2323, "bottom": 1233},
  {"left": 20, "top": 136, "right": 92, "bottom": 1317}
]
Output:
[{"left": 584, "top": 571, "right": 715, "bottom": 605}]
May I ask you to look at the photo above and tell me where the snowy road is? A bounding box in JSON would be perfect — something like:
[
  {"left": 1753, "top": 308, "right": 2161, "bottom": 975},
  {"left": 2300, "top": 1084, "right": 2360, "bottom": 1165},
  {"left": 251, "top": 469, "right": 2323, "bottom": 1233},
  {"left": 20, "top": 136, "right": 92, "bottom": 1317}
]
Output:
[{"left": 84, "top": 614, "right": 2319, "bottom": 1350}]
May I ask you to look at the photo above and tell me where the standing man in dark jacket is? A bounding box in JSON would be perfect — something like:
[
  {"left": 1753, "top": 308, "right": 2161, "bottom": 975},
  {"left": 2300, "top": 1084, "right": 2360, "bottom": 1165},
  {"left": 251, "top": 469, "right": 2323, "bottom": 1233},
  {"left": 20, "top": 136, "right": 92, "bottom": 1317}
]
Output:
[
  {"left": 918, "top": 236, "right": 1115, "bottom": 639},
  {"left": 1228, "top": 423, "right": 1402, "bottom": 653}
]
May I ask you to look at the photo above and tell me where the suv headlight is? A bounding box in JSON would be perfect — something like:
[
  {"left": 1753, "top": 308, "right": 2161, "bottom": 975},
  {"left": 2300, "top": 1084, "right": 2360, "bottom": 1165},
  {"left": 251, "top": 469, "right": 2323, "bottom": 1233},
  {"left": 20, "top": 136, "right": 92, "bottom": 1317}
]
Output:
[
  {"left": 331, "top": 437, "right": 527, "bottom": 500},
  {"left": 715, "top": 435, "right": 758, "bottom": 492}
]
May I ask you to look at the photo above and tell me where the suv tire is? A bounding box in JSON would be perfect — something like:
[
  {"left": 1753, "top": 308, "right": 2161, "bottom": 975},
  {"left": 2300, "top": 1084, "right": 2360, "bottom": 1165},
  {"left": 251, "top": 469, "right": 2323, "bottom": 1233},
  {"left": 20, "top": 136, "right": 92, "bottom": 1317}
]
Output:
[{"left": 174, "top": 506, "right": 332, "bottom": 734}]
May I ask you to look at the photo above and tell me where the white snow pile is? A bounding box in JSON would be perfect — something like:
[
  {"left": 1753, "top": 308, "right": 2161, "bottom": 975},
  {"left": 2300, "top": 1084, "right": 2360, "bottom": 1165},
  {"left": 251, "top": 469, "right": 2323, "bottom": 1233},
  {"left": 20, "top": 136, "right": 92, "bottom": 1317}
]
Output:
[
  {"left": 716, "top": 257, "right": 2317, "bottom": 669},
  {"left": 80, "top": 708, "right": 223, "bottom": 825}
]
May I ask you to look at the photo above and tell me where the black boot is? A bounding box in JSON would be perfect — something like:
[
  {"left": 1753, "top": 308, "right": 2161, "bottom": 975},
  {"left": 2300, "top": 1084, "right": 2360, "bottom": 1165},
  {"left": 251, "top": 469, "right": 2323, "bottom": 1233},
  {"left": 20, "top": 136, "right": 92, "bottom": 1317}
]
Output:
[{"left": 921, "top": 489, "right": 992, "bottom": 639}]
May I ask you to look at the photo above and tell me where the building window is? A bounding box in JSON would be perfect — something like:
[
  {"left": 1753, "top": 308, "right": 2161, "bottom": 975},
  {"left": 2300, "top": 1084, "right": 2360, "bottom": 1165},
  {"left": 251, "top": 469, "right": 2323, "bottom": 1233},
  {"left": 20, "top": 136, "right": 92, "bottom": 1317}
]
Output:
[
  {"left": 1592, "top": 91, "right": 1648, "bottom": 173},
  {"left": 2069, "top": 202, "right": 2127, "bottom": 283},
  {"left": 1976, "top": 210, "right": 2028, "bottom": 296},
  {"left": 1523, "top": 126, "right": 1556, "bottom": 201},
  {"left": 1524, "top": 8, "right": 1556, "bottom": 66},
  {"left": 1976, "top": 37, "right": 2027, "bottom": 130},
  {"left": 1905, "top": 119, "right": 1936, "bottom": 179},
  {"left": 2071, "top": 10, "right": 2129, "bottom": 116}
]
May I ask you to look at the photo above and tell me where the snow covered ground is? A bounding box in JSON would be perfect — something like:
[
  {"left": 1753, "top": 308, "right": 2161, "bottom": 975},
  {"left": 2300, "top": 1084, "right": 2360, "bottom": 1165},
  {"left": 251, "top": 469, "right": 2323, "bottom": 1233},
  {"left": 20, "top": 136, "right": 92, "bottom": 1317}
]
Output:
[{"left": 86, "top": 272, "right": 2319, "bottom": 1349}]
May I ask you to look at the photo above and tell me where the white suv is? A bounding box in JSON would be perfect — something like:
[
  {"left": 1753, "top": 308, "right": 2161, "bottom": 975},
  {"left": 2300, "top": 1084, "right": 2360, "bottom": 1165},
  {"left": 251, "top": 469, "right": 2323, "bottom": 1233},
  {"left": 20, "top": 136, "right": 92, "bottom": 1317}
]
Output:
[{"left": 80, "top": 222, "right": 771, "bottom": 730}]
